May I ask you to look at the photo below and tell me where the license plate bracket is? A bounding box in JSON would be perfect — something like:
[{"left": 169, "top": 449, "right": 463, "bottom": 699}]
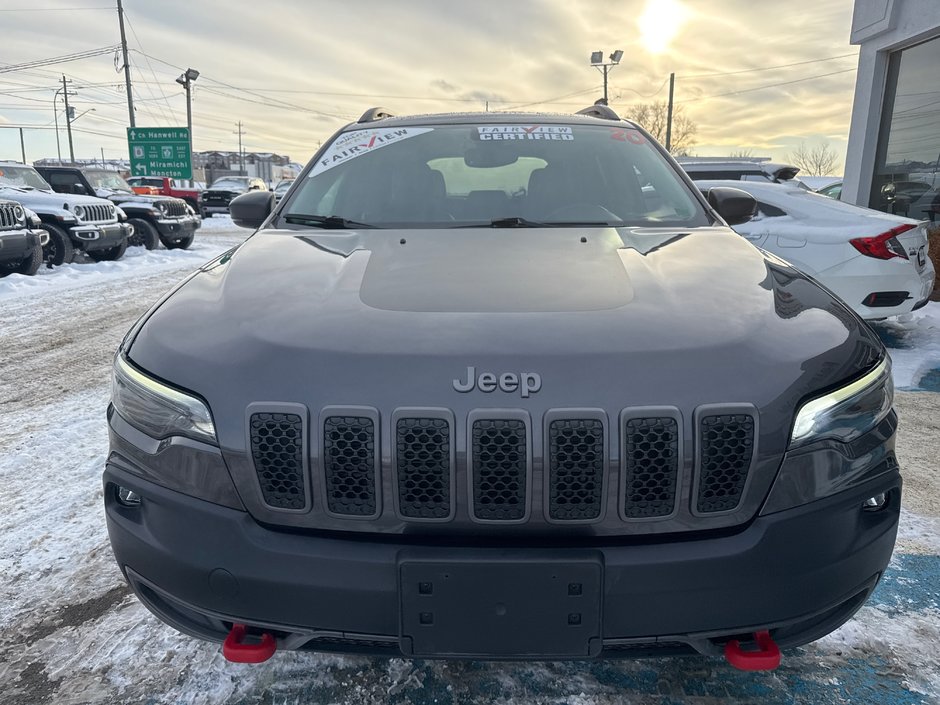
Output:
[{"left": 399, "top": 551, "right": 603, "bottom": 658}]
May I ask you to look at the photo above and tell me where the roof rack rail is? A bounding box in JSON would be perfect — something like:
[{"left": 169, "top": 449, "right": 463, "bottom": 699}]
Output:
[
  {"left": 358, "top": 107, "right": 395, "bottom": 124},
  {"left": 576, "top": 103, "right": 621, "bottom": 121}
]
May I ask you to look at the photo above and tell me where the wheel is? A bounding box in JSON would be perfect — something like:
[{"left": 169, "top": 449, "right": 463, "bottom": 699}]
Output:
[
  {"left": 201, "top": 210, "right": 213, "bottom": 218},
  {"left": 162, "top": 233, "right": 194, "bottom": 250},
  {"left": 128, "top": 218, "right": 160, "bottom": 250},
  {"left": 42, "top": 222, "right": 75, "bottom": 267},
  {"left": 87, "top": 238, "right": 128, "bottom": 262},
  {"left": 17, "top": 245, "right": 43, "bottom": 275}
]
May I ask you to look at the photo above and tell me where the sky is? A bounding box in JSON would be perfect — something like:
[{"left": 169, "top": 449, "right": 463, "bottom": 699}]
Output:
[{"left": 0, "top": 0, "right": 860, "bottom": 171}]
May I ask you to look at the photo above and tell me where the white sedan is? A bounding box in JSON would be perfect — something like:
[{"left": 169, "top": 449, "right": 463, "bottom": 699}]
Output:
[{"left": 697, "top": 180, "right": 935, "bottom": 320}]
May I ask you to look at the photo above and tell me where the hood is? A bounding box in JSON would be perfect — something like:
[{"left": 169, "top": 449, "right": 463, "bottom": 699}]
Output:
[
  {"left": 0, "top": 185, "right": 114, "bottom": 210},
  {"left": 128, "top": 226, "right": 883, "bottom": 455}
]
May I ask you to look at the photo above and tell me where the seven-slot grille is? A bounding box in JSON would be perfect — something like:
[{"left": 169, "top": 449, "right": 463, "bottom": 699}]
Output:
[
  {"left": 548, "top": 419, "right": 605, "bottom": 520},
  {"left": 245, "top": 408, "right": 759, "bottom": 523},
  {"left": 396, "top": 417, "right": 452, "bottom": 519},
  {"left": 249, "top": 412, "right": 307, "bottom": 510},
  {"left": 323, "top": 416, "right": 377, "bottom": 516},
  {"left": 160, "top": 199, "right": 188, "bottom": 217},
  {"left": 623, "top": 417, "right": 680, "bottom": 518},
  {"left": 696, "top": 414, "right": 755, "bottom": 513},
  {"left": 81, "top": 203, "right": 116, "bottom": 224},
  {"left": 0, "top": 202, "right": 23, "bottom": 230}
]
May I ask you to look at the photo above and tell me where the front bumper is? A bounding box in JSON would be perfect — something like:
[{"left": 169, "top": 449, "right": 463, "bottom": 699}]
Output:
[
  {"left": 69, "top": 222, "right": 131, "bottom": 252},
  {"left": 155, "top": 215, "right": 200, "bottom": 239},
  {"left": 104, "top": 460, "right": 900, "bottom": 659},
  {"left": 0, "top": 229, "right": 41, "bottom": 264}
]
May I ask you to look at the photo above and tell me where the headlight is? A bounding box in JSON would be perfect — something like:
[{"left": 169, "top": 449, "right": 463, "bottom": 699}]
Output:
[
  {"left": 72, "top": 205, "right": 86, "bottom": 221},
  {"left": 790, "top": 358, "right": 893, "bottom": 447},
  {"left": 13, "top": 205, "right": 25, "bottom": 223},
  {"left": 112, "top": 354, "right": 217, "bottom": 444},
  {"left": 156, "top": 201, "right": 169, "bottom": 214}
]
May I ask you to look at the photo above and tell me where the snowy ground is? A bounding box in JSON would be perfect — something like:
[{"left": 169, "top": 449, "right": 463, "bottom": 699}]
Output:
[{"left": 0, "top": 218, "right": 938, "bottom": 704}]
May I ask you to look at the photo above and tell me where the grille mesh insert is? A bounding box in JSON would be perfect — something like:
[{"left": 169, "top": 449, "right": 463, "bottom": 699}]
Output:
[
  {"left": 623, "top": 417, "right": 679, "bottom": 518},
  {"left": 548, "top": 419, "right": 604, "bottom": 520},
  {"left": 324, "top": 416, "right": 377, "bottom": 516},
  {"left": 249, "top": 413, "right": 306, "bottom": 510},
  {"left": 697, "top": 414, "right": 755, "bottom": 513},
  {"left": 471, "top": 419, "right": 527, "bottom": 521},
  {"left": 396, "top": 417, "right": 451, "bottom": 519}
]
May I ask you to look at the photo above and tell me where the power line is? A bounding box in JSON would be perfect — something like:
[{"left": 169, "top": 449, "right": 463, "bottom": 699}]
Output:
[
  {"left": 680, "top": 52, "right": 858, "bottom": 80},
  {"left": 0, "top": 46, "right": 119, "bottom": 75},
  {"left": 677, "top": 67, "right": 857, "bottom": 104}
]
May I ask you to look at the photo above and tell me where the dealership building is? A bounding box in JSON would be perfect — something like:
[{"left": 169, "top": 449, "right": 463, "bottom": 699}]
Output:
[{"left": 843, "top": 0, "right": 940, "bottom": 220}]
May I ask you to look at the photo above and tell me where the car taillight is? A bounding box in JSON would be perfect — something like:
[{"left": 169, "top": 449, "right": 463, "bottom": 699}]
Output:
[{"left": 849, "top": 224, "right": 915, "bottom": 260}]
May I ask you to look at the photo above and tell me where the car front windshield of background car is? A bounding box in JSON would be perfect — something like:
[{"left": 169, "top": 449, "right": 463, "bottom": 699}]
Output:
[
  {"left": 85, "top": 170, "right": 132, "bottom": 192},
  {"left": 211, "top": 178, "right": 249, "bottom": 190},
  {"left": 0, "top": 165, "right": 53, "bottom": 191},
  {"left": 283, "top": 123, "right": 711, "bottom": 228}
]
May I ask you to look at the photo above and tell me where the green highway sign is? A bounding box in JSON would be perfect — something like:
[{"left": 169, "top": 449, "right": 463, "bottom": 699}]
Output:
[{"left": 127, "top": 126, "right": 192, "bottom": 179}]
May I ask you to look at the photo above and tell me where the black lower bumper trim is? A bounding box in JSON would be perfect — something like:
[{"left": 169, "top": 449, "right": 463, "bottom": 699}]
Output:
[{"left": 104, "top": 466, "right": 900, "bottom": 659}]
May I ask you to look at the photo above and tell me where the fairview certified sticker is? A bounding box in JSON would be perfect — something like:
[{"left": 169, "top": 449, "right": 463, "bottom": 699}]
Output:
[
  {"left": 310, "top": 127, "right": 434, "bottom": 175},
  {"left": 477, "top": 126, "right": 574, "bottom": 141}
]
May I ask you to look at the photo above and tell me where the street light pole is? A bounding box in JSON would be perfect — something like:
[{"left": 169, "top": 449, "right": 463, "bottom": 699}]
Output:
[
  {"left": 590, "top": 50, "right": 623, "bottom": 105},
  {"left": 175, "top": 68, "right": 199, "bottom": 179}
]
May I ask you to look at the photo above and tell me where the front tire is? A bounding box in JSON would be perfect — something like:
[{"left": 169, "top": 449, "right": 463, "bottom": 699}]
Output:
[
  {"left": 201, "top": 210, "right": 213, "bottom": 218},
  {"left": 17, "top": 245, "right": 44, "bottom": 275},
  {"left": 87, "top": 238, "right": 128, "bottom": 262},
  {"left": 128, "top": 218, "right": 159, "bottom": 250},
  {"left": 42, "top": 222, "right": 75, "bottom": 267}
]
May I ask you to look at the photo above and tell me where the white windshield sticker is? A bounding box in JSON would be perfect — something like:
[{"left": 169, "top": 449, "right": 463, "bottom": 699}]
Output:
[
  {"left": 477, "top": 125, "right": 574, "bottom": 141},
  {"left": 310, "top": 127, "right": 434, "bottom": 176}
]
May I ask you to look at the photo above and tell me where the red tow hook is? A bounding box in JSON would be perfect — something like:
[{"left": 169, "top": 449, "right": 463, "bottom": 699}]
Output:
[
  {"left": 222, "top": 623, "right": 277, "bottom": 663},
  {"left": 724, "top": 630, "right": 781, "bottom": 671}
]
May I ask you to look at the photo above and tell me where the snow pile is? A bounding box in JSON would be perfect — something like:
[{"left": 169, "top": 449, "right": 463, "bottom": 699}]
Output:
[
  {"left": 198, "top": 214, "right": 251, "bottom": 232},
  {"left": 873, "top": 302, "right": 940, "bottom": 390}
]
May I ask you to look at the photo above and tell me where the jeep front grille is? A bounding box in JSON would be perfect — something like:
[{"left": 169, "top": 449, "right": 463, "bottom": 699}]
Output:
[
  {"left": 623, "top": 417, "right": 679, "bottom": 518},
  {"left": 471, "top": 418, "right": 528, "bottom": 521},
  {"left": 548, "top": 419, "right": 604, "bottom": 521},
  {"left": 323, "top": 416, "right": 377, "bottom": 517},
  {"left": 696, "top": 414, "right": 755, "bottom": 513},
  {"left": 0, "top": 203, "right": 22, "bottom": 230},
  {"left": 160, "top": 199, "right": 188, "bottom": 217},
  {"left": 82, "top": 203, "right": 115, "bottom": 224},
  {"left": 396, "top": 417, "right": 452, "bottom": 519},
  {"left": 249, "top": 412, "right": 307, "bottom": 510}
]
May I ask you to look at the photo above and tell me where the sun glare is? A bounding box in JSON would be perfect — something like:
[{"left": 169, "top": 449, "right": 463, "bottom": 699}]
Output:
[{"left": 638, "top": 0, "right": 687, "bottom": 54}]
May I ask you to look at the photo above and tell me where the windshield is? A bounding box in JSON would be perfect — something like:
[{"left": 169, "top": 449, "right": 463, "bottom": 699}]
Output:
[
  {"left": 275, "top": 180, "right": 293, "bottom": 194},
  {"left": 284, "top": 123, "right": 709, "bottom": 228},
  {"left": 210, "top": 178, "right": 249, "bottom": 190},
  {"left": 0, "top": 165, "right": 52, "bottom": 190},
  {"left": 85, "top": 170, "right": 132, "bottom": 192}
]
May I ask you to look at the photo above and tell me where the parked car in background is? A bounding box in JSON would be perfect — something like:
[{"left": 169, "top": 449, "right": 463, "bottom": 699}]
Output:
[
  {"left": 697, "top": 180, "right": 935, "bottom": 319},
  {"left": 200, "top": 176, "right": 267, "bottom": 217},
  {"left": 677, "top": 157, "right": 807, "bottom": 187},
  {"left": 35, "top": 165, "right": 200, "bottom": 251},
  {"left": 817, "top": 180, "right": 843, "bottom": 200},
  {"left": 106, "top": 106, "right": 901, "bottom": 668},
  {"left": 127, "top": 176, "right": 203, "bottom": 212},
  {"left": 0, "top": 161, "right": 131, "bottom": 265},
  {"left": 272, "top": 178, "right": 294, "bottom": 205},
  {"left": 0, "top": 199, "right": 47, "bottom": 277}
]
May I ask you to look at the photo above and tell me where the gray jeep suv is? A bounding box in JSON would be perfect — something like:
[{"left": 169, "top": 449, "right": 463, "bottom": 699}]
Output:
[{"left": 105, "top": 107, "right": 899, "bottom": 669}]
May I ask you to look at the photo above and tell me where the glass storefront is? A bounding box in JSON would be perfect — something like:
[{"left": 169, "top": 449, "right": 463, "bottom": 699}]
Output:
[{"left": 871, "top": 35, "right": 940, "bottom": 222}]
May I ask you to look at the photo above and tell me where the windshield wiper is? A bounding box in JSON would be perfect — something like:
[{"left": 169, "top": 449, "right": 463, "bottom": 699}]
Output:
[
  {"left": 284, "top": 214, "right": 375, "bottom": 229},
  {"left": 457, "top": 217, "right": 621, "bottom": 228}
]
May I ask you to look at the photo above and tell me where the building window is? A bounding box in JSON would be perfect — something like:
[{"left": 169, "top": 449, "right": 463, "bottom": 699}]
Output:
[{"left": 871, "top": 35, "right": 940, "bottom": 223}]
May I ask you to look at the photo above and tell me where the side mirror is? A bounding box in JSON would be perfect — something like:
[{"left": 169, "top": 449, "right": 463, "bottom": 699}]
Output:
[
  {"left": 230, "top": 190, "right": 274, "bottom": 229},
  {"left": 707, "top": 186, "right": 757, "bottom": 226}
]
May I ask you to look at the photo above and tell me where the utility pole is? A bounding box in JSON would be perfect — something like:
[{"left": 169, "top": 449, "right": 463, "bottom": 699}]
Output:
[
  {"left": 665, "top": 72, "right": 675, "bottom": 153},
  {"left": 175, "top": 68, "right": 199, "bottom": 179},
  {"left": 101, "top": 147, "right": 106, "bottom": 165},
  {"left": 19, "top": 128, "right": 26, "bottom": 163},
  {"left": 62, "top": 75, "right": 75, "bottom": 163},
  {"left": 234, "top": 121, "right": 246, "bottom": 175},
  {"left": 116, "top": 0, "right": 135, "bottom": 127}
]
